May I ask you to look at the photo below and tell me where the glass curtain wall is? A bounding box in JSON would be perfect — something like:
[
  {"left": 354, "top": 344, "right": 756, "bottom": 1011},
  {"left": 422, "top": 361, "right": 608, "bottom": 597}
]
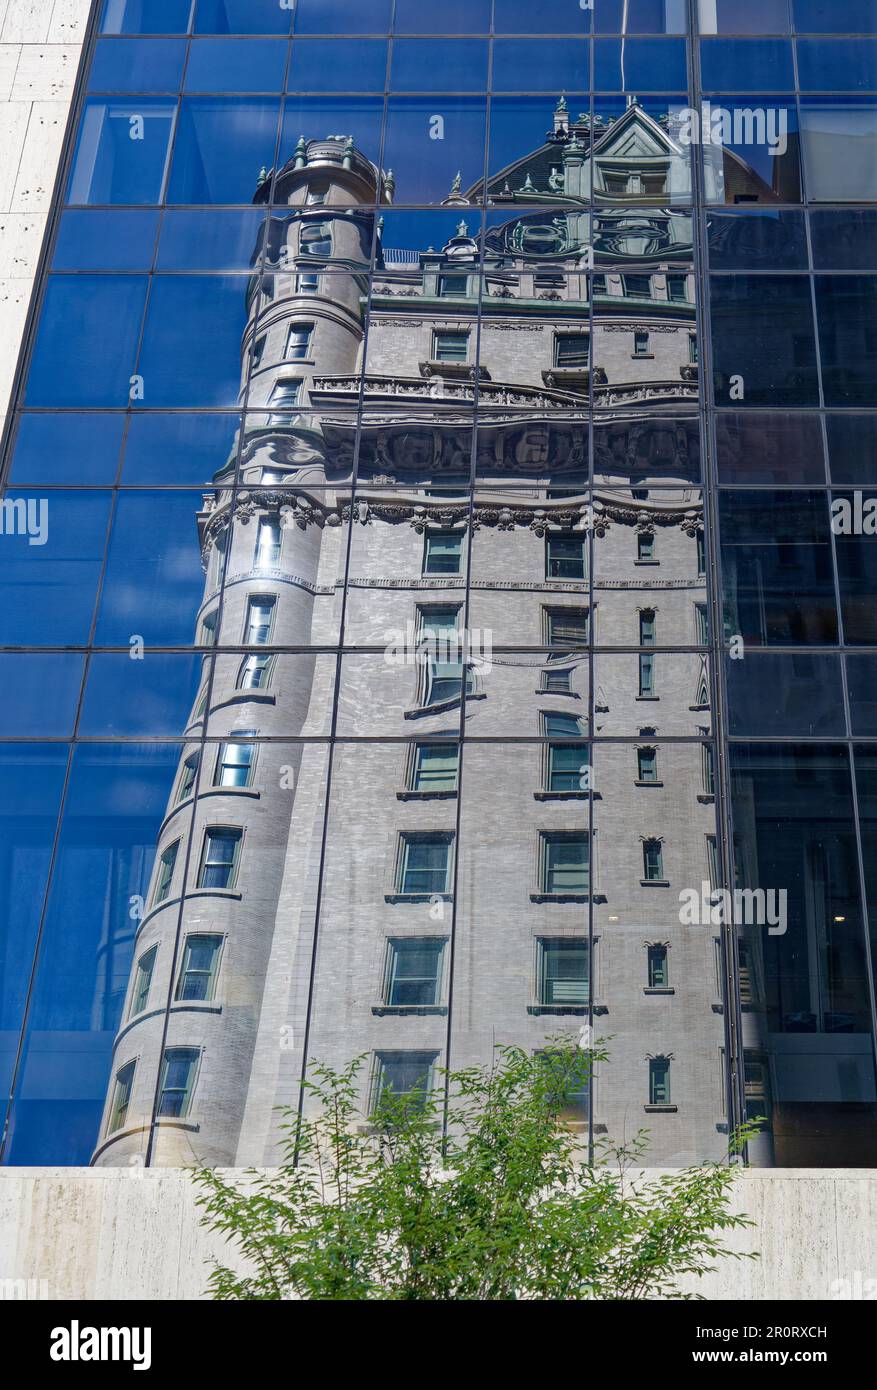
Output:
[{"left": 0, "top": 0, "right": 875, "bottom": 1168}]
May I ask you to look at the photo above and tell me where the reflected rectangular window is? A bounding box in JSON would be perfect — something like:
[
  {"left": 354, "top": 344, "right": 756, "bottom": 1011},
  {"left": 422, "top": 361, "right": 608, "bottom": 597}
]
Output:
[
  {"left": 423, "top": 531, "right": 463, "bottom": 575},
  {"left": 398, "top": 833, "right": 453, "bottom": 895},
  {"left": 175, "top": 934, "right": 222, "bottom": 1003},
  {"left": 545, "top": 608, "right": 589, "bottom": 648},
  {"left": 244, "top": 596, "right": 276, "bottom": 644},
  {"left": 554, "top": 333, "right": 589, "bottom": 367},
  {"left": 547, "top": 744, "right": 586, "bottom": 793},
  {"left": 634, "top": 330, "right": 650, "bottom": 356},
  {"left": 649, "top": 1057, "right": 671, "bottom": 1104},
  {"left": 152, "top": 839, "right": 179, "bottom": 906},
  {"left": 643, "top": 840, "right": 665, "bottom": 881},
  {"left": 214, "top": 742, "right": 255, "bottom": 789},
  {"left": 198, "top": 828, "right": 242, "bottom": 890},
  {"left": 158, "top": 1047, "right": 200, "bottom": 1119},
  {"left": 108, "top": 1060, "right": 136, "bottom": 1134},
  {"left": 411, "top": 745, "right": 458, "bottom": 792},
  {"left": 269, "top": 380, "right": 302, "bottom": 411},
  {"left": 438, "top": 273, "right": 468, "bottom": 297},
  {"left": 286, "top": 324, "right": 314, "bottom": 360},
  {"left": 372, "top": 1052, "right": 436, "bottom": 1111},
  {"left": 255, "top": 519, "right": 282, "bottom": 568},
  {"left": 534, "top": 1049, "right": 589, "bottom": 1125},
  {"left": 546, "top": 536, "right": 586, "bottom": 580},
  {"left": 648, "top": 945, "right": 669, "bottom": 989},
  {"left": 541, "top": 832, "right": 590, "bottom": 895},
  {"left": 237, "top": 653, "right": 275, "bottom": 690},
  {"left": 131, "top": 946, "right": 157, "bottom": 1017},
  {"left": 538, "top": 940, "right": 588, "bottom": 1008},
  {"left": 384, "top": 940, "right": 444, "bottom": 1007},
  {"left": 638, "top": 532, "right": 656, "bottom": 562},
  {"left": 432, "top": 330, "right": 469, "bottom": 363},
  {"left": 638, "top": 747, "right": 658, "bottom": 782},
  {"left": 542, "top": 668, "right": 573, "bottom": 693}
]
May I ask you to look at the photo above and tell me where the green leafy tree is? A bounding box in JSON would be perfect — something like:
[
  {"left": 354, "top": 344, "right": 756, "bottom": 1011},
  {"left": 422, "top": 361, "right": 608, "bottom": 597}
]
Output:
[{"left": 195, "top": 1044, "right": 758, "bottom": 1300}]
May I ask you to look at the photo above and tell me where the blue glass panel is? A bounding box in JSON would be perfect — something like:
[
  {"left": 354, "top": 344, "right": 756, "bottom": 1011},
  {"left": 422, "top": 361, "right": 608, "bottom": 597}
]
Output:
[
  {"left": 2, "top": 743, "right": 183, "bottom": 1166},
  {"left": 0, "top": 656, "right": 84, "bottom": 736},
  {"left": 0, "top": 491, "right": 111, "bottom": 646},
  {"left": 390, "top": 40, "right": 487, "bottom": 92},
  {"left": 594, "top": 38, "right": 688, "bottom": 90},
  {"left": 494, "top": 0, "right": 591, "bottom": 33},
  {"left": 79, "top": 654, "right": 205, "bottom": 735},
  {"left": 709, "top": 275, "right": 818, "bottom": 406},
  {"left": 492, "top": 40, "right": 589, "bottom": 92},
  {"left": 597, "top": 0, "right": 687, "bottom": 30},
  {"left": 827, "top": 416, "right": 877, "bottom": 485},
  {"left": 101, "top": 0, "right": 193, "bottom": 32},
  {"left": 167, "top": 98, "right": 281, "bottom": 203},
  {"left": 797, "top": 39, "right": 877, "bottom": 91},
  {"left": 136, "top": 275, "right": 248, "bottom": 407},
  {"left": 278, "top": 97, "right": 383, "bottom": 176},
  {"left": 393, "top": 0, "right": 491, "bottom": 33},
  {"left": 156, "top": 209, "right": 264, "bottom": 269},
  {"left": 8, "top": 415, "right": 124, "bottom": 485},
  {"left": 811, "top": 210, "right": 877, "bottom": 270},
  {"left": 816, "top": 276, "right": 877, "bottom": 407},
  {"left": 699, "top": 0, "right": 790, "bottom": 32},
  {"left": 52, "top": 210, "right": 159, "bottom": 270},
  {"left": 67, "top": 98, "right": 176, "bottom": 204},
  {"left": 848, "top": 658, "right": 877, "bottom": 733},
  {"left": 700, "top": 39, "right": 795, "bottom": 91},
  {"left": 184, "top": 38, "right": 289, "bottom": 91},
  {"left": 793, "top": 0, "right": 877, "bottom": 34},
  {"left": 25, "top": 277, "right": 147, "bottom": 408},
  {"left": 93, "top": 491, "right": 207, "bottom": 646},
  {"left": 289, "top": 39, "right": 388, "bottom": 92},
  {"left": 121, "top": 412, "right": 241, "bottom": 484},
  {"left": 383, "top": 97, "right": 487, "bottom": 204},
  {"left": 0, "top": 746, "right": 68, "bottom": 1114},
  {"left": 194, "top": 0, "right": 293, "bottom": 32},
  {"left": 89, "top": 37, "right": 187, "bottom": 91},
  {"left": 293, "top": 0, "right": 392, "bottom": 34}
]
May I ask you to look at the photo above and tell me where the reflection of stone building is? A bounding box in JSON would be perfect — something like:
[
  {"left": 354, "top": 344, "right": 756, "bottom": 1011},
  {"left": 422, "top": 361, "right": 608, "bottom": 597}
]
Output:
[{"left": 94, "top": 110, "right": 731, "bottom": 1171}]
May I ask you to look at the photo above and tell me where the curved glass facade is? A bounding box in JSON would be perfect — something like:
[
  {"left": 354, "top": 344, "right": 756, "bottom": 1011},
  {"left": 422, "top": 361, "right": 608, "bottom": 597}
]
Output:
[{"left": 1, "top": 0, "right": 876, "bottom": 1168}]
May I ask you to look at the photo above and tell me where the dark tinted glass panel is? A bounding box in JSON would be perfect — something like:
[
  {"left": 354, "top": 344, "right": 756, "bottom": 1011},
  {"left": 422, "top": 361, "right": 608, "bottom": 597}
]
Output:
[
  {"left": 0, "top": 746, "right": 68, "bottom": 1105},
  {"left": 706, "top": 210, "right": 807, "bottom": 269},
  {"left": 101, "top": 0, "right": 192, "bottom": 33},
  {"left": 67, "top": 99, "right": 176, "bottom": 205},
  {"left": 698, "top": 0, "right": 790, "bottom": 33},
  {"left": 293, "top": 0, "right": 393, "bottom": 34},
  {"left": 725, "top": 652, "right": 845, "bottom": 736},
  {"left": 714, "top": 413, "right": 825, "bottom": 484},
  {"left": 710, "top": 276, "right": 818, "bottom": 407},
  {"left": 53, "top": 210, "right": 159, "bottom": 270},
  {"left": 729, "top": 743, "right": 877, "bottom": 1167},
  {"left": 816, "top": 277, "right": 877, "bottom": 408},
  {"left": 792, "top": 1, "right": 877, "bottom": 34},
  {"left": 8, "top": 415, "right": 124, "bottom": 485},
  {"left": 194, "top": 0, "right": 292, "bottom": 32},
  {"left": 89, "top": 38, "right": 187, "bottom": 92},
  {"left": 810, "top": 211, "right": 877, "bottom": 270},
  {"left": 701, "top": 40, "right": 795, "bottom": 91},
  {"left": 833, "top": 491, "right": 877, "bottom": 644},
  {"left": 719, "top": 490, "right": 838, "bottom": 644},
  {"left": 848, "top": 658, "right": 877, "bottom": 733},
  {"left": 701, "top": 99, "right": 801, "bottom": 204},
  {"left": 0, "top": 492, "right": 111, "bottom": 645},
  {"left": 167, "top": 99, "right": 281, "bottom": 204},
  {"left": 826, "top": 416, "right": 877, "bottom": 485},
  {"left": 184, "top": 38, "right": 288, "bottom": 91}
]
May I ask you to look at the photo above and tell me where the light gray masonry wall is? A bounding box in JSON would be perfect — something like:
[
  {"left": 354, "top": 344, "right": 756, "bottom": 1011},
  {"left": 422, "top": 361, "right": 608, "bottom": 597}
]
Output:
[{"left": 1, "top": 1168, "right": 875, "bottom": 1301}]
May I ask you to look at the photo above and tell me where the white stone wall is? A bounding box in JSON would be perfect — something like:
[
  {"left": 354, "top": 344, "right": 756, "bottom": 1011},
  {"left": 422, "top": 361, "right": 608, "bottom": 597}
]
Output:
[
  {"left": 0, "top": 0, "right": 90, "bottom": 431},
  {"left": 0, "top": 1167, "right": 874, "bottom": 1301}
]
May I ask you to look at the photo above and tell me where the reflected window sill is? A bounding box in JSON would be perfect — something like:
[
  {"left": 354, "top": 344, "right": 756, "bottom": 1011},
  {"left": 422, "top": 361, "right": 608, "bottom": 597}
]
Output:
[
  {"left": 635, "top": 779, "right": 664, "bottom": 787},
  {"left": 640, "top": 879, "right": 670, "bottom": 887},
  {"left": 527, "top": 1004, "right": 587, "bottom": 1016},
  {"left": 385, "top": 892, "right": 453, "bottom": 905},
  {"left": 371, "top": 1005, "right": 448, "bottom": 1017},
  {"left": 644, "top": 987, "right": 675, "bottom": 996},
  {"left": 644, "top": 1104, "right": 677, "bottom": 1113},
  {"left": 396, "top": 789, "right": 457, "bottom": 801},
  {"left": 534, "top": 790, "right": 598, "bottom": 801}
]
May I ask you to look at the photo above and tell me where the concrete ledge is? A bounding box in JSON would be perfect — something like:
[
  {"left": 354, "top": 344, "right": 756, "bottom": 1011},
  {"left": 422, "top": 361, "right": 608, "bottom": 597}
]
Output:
[{"left": 1, "top": 1167, "right": 876, "bottom": 1301}]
